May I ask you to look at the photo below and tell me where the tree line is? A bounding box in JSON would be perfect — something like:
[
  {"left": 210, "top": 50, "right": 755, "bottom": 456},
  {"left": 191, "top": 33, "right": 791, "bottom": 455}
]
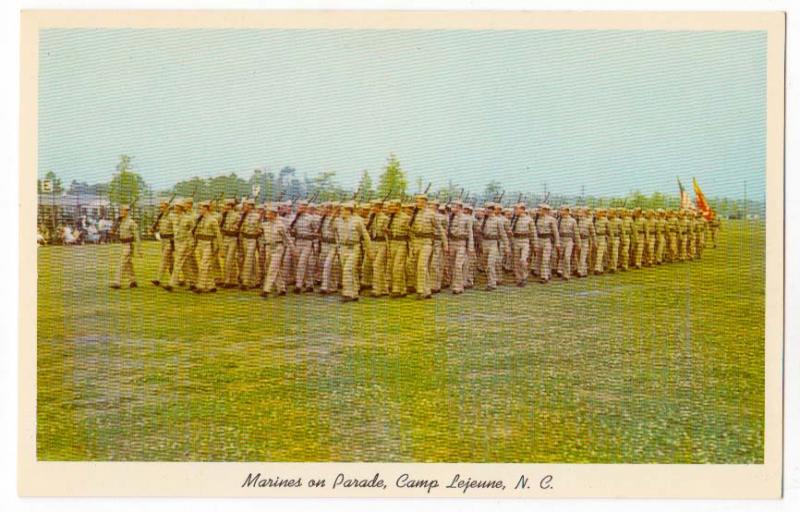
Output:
[{"left": 38, "top": 154, "right": 763, "bottom": 218}]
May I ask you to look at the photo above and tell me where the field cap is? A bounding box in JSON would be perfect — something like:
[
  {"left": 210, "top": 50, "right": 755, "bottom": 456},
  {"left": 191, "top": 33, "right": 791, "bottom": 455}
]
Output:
[
  {"left": 341, "top": 200, "right": 356, "bottom": 210},
  {"left": 199, "top": 200, "right": 211, "bottom": 208},
  {"left": 516, "top": 202, "right": 527, "bottom": 209},
  {"left": 224, "top": 198, "right": 236, "bottom": 206},
  {"left": 120, "top": 204, "right": 131, "bottom": 211},
  {"left": 538, "top": 203, "right": 550, "bottom": 210},
  {"left": 370, "top": 199, "right": 384, "bottom": 206},
  {"left": 463, "top": 203, "right": 474, "bottom": 211},
  {"left": 244, "top": 198, "right": 255, "bottom": 206},
  {"left": 560, "top": 205, "right": 570, "bottom": 212},
  {"left": 297, "top": 199, "right": 309, "bottom": 207}
]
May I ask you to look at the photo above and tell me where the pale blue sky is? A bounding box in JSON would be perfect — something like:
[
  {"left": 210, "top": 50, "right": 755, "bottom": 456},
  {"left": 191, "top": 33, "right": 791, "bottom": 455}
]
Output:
[{"left": 39, "top": 28, "right": 766, "bottom": 199}]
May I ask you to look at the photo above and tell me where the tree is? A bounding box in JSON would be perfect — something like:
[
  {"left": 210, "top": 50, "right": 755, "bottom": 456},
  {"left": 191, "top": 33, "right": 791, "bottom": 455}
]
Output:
[
  {"left": 483, "top": 180, "right": 502, "bottom": 201},
  {"left": 357, "top": 170, "right": 374, "bottom": 201},
  {"left": 376, "top": 154, "right": 407, "bottom": 200},
  {"left": 108, "top": 155, "right": 146, "bottom": 205},
  {"left": 38, "top": 170, "right": 63, "bottom": 194}
]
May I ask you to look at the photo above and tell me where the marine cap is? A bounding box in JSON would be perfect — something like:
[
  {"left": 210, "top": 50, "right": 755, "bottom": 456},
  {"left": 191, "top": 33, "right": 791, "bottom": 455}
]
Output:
[
  {"left": 451, "top": 200, "right": 463, "bottom": 207},
  {"left": 516, "top": 202, "right": 527, "bottom": 209},
  {"left": 120, "top": 204, "right": 131, "bottom": 211},
  {"left": 159, "top": 199, "right": 170, "bottom": 206},
  {"left": 224, "top": 198, "right": 236, "bottom": 206},
  {"left": 463, "top": 203, "right": 474, "bottom": 211},
  {"left": 341, "top": 200, "right": 356, "bottom": 210},
  {"left": 297, "top": 200, "right": 309, "bottom": 207},
  {"left": 538, "top": 203, "right": 551, "bottom": 210},
  {"left": 244, "top": 198, "right": 255, "bottom": 206},
  {"left": 370, "top": 199, "right": 384, "bottom": 206},
  {"left": 414, "top": 194, "right": 429, "bottom": 202},
  {"left": 199, "top": 200, "right": 211, "bottom": 208}
]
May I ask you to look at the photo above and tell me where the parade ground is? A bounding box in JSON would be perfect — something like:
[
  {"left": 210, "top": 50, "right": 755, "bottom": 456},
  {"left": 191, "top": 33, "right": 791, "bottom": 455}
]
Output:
[{"left": 36, "top": 220, "right": 765, "bottom": 463}]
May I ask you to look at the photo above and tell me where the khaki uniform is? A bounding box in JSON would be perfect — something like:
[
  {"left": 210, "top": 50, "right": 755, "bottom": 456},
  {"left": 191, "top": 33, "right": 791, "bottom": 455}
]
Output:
[
  {"left": 631, "top": 216, "right": 646, "bottom": 268},
  {"left": 511, "top": 214, "right": 536, "bottom": 284},
  {"left": 501, "top": 215, "right": 513, "bottom": 273},
  {"left": 576, "top": 216, "right": 595, "bottom": 277},
  {"left": 386, "top": 211, "right": 411, "bottom": 296},
  {"left": 209, "top": 210, "right": 223, "bottom": 283},
  {"left": 155, "top": 210, "right": 178, "bottom": 283},
  {"left": 367, "top": 212, "right": 390, "bottom": 296},
  {"left": 169, "top": 211, "right": 198, "bottom": 288},
  {"left": 666, "top": 216, "right": 679, "bottom": 262},
  {"left": 557, "top": 216, "right": 578, "bottom": 278},
  {"left": 620, "top": 217, "right": 633, "bottom": 270},
  {"left": 320, "top": 214, "right": 340, "bottom": 293},
  {"left": 694, "top": 217, "right": 707, "bottom": 259},
  {"left": 430, "top": 211, "right": 449, "bottom": 292},
  {"left": 593, "top": 217, "right": 609, "bottom": 273},
  {"left": 448, "top": 211, "right": 475, "bottom": 293},
  {"left": 194, "top": 214, "right": 222, "bottom": 291},
  {"left": 710, "top": 217, "right": 721, "bottom": 247},
  {"left": 112, "top": 216, "right": 140, "bottom": 286},
  {"left": 219, "top": 209, "right": 241, "bottom": 286},
  {"left": 608, "top": 217, "right": 622, "bottom": 271},
  {"left": 655, "top": 216, "right": 667, "bottom": 264},
  {"left": 290, "top": 212, "right": 319, "bottom": 290},
  {"left": 678, "top": 216, "right": 691, "bottom": 261},
  {"left": 335, "top": 215, "right": 371, "bottom": 299},
  {"left": 535, "top": 214, "right": 559, "bottom": 281},
  {"left": 480, "top": 214, "right": 510, "bottom": 290},
  {"left": 409, "top": 208, "right": 447, "bottom": 297},
  {"left": 239, "top": 211, "right": 262, "bottom": 288},
  {"left": 262, "top": 218, "right": 292, "bottom": 294},
  {"left": 644, "top": 217, "right": 657, "bottom": 266}
]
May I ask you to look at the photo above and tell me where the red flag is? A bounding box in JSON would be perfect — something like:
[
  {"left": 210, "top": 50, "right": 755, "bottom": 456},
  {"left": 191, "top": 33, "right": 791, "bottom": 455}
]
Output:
[
  {"left": 692, "top": 178, "right": 714, "bottom": 220},
  {"left": 677, "top": 177, "right": 691, "bottom": 210}
]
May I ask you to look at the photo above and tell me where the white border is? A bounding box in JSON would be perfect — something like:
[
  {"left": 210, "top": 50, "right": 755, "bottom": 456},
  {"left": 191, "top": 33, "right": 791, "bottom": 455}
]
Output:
[{"left": 2, "top": 1, "right": 797, "bottom": 511}]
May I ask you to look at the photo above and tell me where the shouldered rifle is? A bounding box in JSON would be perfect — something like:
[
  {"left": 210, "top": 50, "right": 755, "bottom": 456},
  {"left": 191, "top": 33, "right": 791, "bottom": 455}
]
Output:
[
  {"left": 407, "top": 182, "right": 431, "bottom": 227},
  {"left": 510, "top": 193, "right": 523, "bottom": 231},
  {"left": 151, "top": 193, "right": 177, "bottom": 232}
]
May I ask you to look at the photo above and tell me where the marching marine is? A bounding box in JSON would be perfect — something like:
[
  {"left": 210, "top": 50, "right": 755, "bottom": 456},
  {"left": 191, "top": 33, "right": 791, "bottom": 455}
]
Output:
[
  {"left": 151, "top": 198, "right": 177, "bottom": 287},
  {"left": 238, "top": 199, "right": 262, "bottom": 289},
  {"left": 260, "top": 205, "right": 293, "bottom": 298},
  {"left": 408, "top": 195, "right": 448, "bottom": 299},
  {"left": 510, "top": 202, "right": 536, "bottom": 286},
  {"left": 193, "top": 200, "right": 223, "bottom": 293},
  {"left": 480, "top": 202, "right": 510, "bottom": 291},
  {"left": 219, "top": 198, "right": 241, "bottom": 288},
  {"left": 576, "top": 207, "right": 596, "bottom": 278},
  {"left": 534, "top": 203, "right": 559, "bottom": 283},
  {"left": 110, "top": 204, "right": 141, "bottom": 289},
  {"left": 556, "top": 206, "right": 578, "bottom": 280},
  {"left": 334, "top": 201, "right": 371, "bottom": 302}
]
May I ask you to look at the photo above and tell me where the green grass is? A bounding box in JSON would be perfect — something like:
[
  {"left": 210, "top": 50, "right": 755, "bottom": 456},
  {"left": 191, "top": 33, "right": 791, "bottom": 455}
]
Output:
[{"left": 37, "top": 221, "right": 764, "bottom": 463}]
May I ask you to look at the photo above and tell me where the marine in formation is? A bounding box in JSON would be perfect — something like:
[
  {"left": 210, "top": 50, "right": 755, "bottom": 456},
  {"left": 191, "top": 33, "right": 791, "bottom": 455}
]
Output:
[{"left": 112, "top": 195, "right": 716, "bottom": 302}]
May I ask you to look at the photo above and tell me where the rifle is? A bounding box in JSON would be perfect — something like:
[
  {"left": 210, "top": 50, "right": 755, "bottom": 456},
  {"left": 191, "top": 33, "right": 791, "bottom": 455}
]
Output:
[
  {"left": 151, "top": 193, "right": 177, "bottom": 232},
  {"left": 494, "top": 190, "right": 505, "bottom": 205},
  {"left": 408, "top": 182, "right": 432, "bottom": 227},
  {"left": 510, "top": 193, "right": 523, "bottom": 231},
  {"left": 366, "top": 185, "right": 393, "bottom": 233}
]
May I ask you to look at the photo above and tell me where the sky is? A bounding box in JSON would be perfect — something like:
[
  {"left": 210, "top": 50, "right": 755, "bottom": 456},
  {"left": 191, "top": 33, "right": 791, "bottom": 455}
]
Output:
[{"left": 38, "top": 28, "right": 767, "bottom": 199}]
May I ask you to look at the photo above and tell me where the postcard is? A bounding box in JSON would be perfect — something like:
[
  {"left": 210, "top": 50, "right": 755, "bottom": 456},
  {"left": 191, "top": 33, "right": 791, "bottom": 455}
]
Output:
[{"left": 19, "top": 9, "right": 785, "bottom": 498}]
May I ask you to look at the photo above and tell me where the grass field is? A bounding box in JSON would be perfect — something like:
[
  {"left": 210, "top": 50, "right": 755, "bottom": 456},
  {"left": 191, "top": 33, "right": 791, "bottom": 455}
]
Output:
[{"left": 37, "top": 220, "right": 765, "bottom": 463}]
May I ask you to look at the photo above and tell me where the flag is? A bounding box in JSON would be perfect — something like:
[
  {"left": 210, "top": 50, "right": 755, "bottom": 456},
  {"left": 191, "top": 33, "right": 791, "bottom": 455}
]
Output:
[
  {"left": 692, "top": 177, "right": 715, "bottom": 220},
  {"left": 677, "top": 177, "right": 691, "bottom": 210}
]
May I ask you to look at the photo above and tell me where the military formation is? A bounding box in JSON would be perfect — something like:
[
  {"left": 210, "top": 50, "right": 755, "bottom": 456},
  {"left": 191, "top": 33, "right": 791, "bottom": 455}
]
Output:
[{"left": 110, "top": 194, "right": 718, "bottom": 301}]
